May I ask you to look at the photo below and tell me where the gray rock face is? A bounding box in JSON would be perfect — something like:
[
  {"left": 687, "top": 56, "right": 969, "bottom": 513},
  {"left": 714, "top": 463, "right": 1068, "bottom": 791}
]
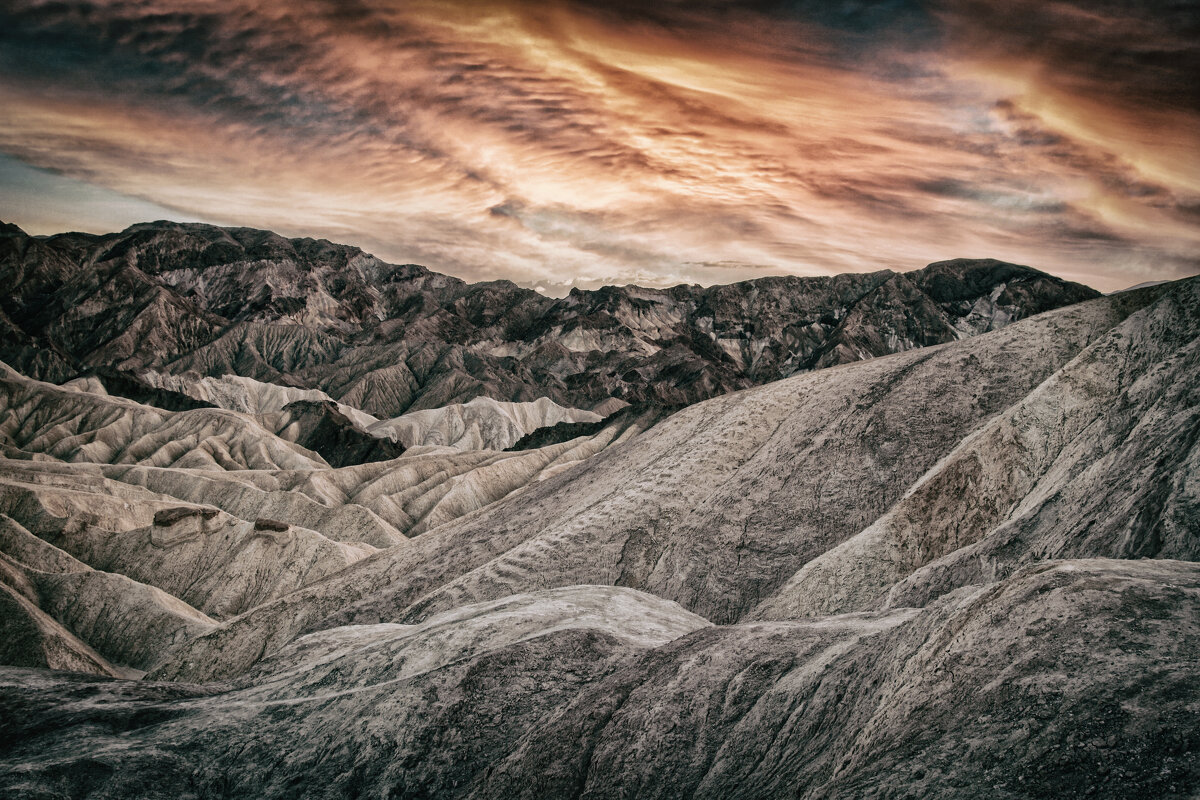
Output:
[{"left": 0, "top": 220, "right": 1194, "bottom": 798}]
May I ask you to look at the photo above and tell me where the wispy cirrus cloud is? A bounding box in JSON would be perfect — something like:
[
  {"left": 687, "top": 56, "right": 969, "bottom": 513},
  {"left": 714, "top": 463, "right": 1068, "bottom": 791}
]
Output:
[{"left": 0, "top": 0, "right": 1196, "bottom": 292}]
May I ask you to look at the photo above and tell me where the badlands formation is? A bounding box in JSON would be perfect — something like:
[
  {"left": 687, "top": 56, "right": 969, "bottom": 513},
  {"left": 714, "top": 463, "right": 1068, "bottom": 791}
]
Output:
[{"left": 0, "top": 220, "right": 1196, "bottom": 799}]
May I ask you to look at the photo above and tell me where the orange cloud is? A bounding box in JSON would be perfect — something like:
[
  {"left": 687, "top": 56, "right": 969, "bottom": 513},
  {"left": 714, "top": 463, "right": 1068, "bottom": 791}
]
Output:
[{"left": 0, "top": 0, "right": 1196, "bottom": 292}]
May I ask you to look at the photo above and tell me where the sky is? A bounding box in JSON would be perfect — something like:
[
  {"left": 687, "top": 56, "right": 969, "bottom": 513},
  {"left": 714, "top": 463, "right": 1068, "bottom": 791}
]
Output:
[{"left": 0, "top": 1, "right": 1197, "bottom": 294}]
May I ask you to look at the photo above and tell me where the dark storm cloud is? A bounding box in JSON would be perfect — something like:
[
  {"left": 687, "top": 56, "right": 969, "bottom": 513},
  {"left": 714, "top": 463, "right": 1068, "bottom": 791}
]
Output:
[{"left": 934, "top": 0, "right": 1200, "bottom": 112}]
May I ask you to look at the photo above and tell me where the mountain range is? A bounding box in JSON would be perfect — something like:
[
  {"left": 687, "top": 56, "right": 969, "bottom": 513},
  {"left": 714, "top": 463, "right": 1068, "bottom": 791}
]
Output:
[
  {"left": 0, "top": 220, "right": 1195, "bottom": 799},
  {"left": 1, "top": 220, "right": 1097, "bottom": 417}
]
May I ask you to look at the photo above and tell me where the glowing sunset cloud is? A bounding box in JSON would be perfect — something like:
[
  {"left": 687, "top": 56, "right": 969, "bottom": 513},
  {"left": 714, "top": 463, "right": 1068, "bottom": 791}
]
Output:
[{"left": 0, "top": 0, "right": 1196, "bottom": 292}]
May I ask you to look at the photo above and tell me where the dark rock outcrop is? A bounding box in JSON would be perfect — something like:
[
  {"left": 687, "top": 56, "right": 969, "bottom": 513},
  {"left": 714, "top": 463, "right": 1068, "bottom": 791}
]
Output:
[
  {"left": 152, "top": 507, "right": 218, "bottom": 527},
  {"left": 273, "top": 400, "right": 405, "bottom": 467},
  {"left": 84, "top": 367, "right": 218, "bottom": 412}
]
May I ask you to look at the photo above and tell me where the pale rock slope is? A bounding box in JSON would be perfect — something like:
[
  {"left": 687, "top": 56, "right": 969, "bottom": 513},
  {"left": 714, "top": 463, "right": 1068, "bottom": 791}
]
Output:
[
  {"left": 0, "top": 512, "right": 215, "bottom": 675},
  {"left": 0, "top": 456, "right": 373, "bottom": 670},
  {"left": 123, "top": 372, "right": 407, "bottom": 467},
  {"left": 0, "top": 359, "right": 649, "bottom": 675},
  {"left": 0, "top": 575, "right": 125, "bottom": 677},
  {"left": 0, "top": 363, "right": 644, "bottom": 550},
  {"left": 104, "top": 410, "right": 641, "bottom": 540},
  {"left": 1, "top": 561, "right": 1196, "bottom": 798},
  {"left": 140, "top": 371, "right": 379, "bottom": 429},
  {"left": 0, "top": 363, "right": 328, "bottom": 470},
  {"left": 751, "top": 274, "right": 1200, "bottom": 619},
  {"left": 140, "top": 369, "right": 606, "bottom": 454},
  {"left": 368, "top": 395, "right": 603, "bottom": 451},
  {"left": 0, "top": 443, "right": 382, "bottom": 673}
]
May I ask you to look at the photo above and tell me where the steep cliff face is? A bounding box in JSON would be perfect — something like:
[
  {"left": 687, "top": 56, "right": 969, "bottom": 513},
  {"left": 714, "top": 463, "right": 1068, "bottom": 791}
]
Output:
[{"left": 0, "top": 220, "right": 1098, "bottom": 417}]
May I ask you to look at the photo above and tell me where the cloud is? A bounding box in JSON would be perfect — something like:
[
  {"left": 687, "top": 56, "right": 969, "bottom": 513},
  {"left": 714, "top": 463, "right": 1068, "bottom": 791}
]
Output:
[{"left": 0, "top": 0, "right": 1196, "bottom": 293}]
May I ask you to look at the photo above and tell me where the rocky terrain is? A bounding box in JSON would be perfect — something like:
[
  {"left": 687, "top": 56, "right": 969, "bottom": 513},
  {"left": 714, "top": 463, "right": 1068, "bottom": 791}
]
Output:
[
  {"left": 0, "top": 220, "right": 1195, "bottom": 799},
  {"left": 0, "top": 220, "right": 1097, "bottom": 417}
]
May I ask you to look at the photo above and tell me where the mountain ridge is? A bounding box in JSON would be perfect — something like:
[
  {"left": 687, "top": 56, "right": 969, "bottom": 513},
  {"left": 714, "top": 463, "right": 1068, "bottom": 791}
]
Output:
[{"left": 0, "top": 219, "right": 1099, "bottom": 420}]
